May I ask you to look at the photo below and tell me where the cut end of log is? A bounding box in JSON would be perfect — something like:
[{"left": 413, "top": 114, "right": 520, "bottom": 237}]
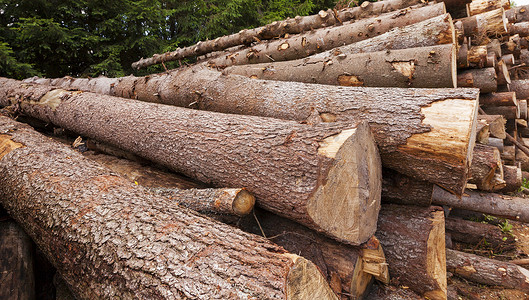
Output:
[
  {"left": 285, "top": 254, "right": 338, "bottom": 300},
  {"left": 425, "top": 210, "right": 447, "bottom": 300},
  {"left": 232, "top": 188, "right": 256, "bottom": 216},
  {"left": 0, "top": 134, "right": 24, "bottom": 160},
  {"left": 309, "top": 122, "right": 382, "bottom": 245},
  {"left": 451, "top": 44, "right": 458, "bottom": 88}
]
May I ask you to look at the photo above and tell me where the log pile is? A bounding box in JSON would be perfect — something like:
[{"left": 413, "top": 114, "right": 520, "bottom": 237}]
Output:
[{"left": 4, "top": 0, "right": 529, "bottom": 298}]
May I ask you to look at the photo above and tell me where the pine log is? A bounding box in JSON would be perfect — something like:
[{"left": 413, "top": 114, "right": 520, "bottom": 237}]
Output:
[
  {"left": 458, "top": 43, "right": 470, "bottom": 68},
  {"left": 206, "top": 5, "right": 449, "bottom": 67},
  {"left": 502, "top": 53, "right": 516, "bottom": 65},
  {"left": 508, "top": 5, "right": 529, "bottom": 23},
  {"left": 237, "top": 208, "right": 389, "bottom": 299},
  {"left": 376, "top": 204, "right": 447, "bottom": 300},
  {"left": 0, "top": 116, "right": 339, "bottom": 299},
  {"left": 0, "top": 220, "right": 35, "bottom": 300},
  {"left": 479, "top": 91, "right": 517, "bottom": 106},
  {"left": 131, "top": 0, "right": 429, "bottom": 69},
  {"left": 487, "top": 39, "right": 502, "bottom": 58},
  {"left": 432, "top": 186, "right": 529, "bottom": 222},
  {"left": 445, "top": 217, "right": 515, "bottom": 250},
  {"left": 0, "top": 78, "right": 382, "bottom": 245},
  {"left": 467, "top": 45, "right": 488, "bottom": 67},
  {"left": 510, "top": 22, "right": 529, "bottom": 37},
  {"left": 456, "top": 8, "right": 508, "bottom": 44},
  {"left": 447, "top": 249, "right": 529, "bottom": 292},
  {"left": 476, "top": 119, "right": 490, "bottom": 144},
  {"left": 457, "top": 67, "right": 497, "bottom": 93},
  {"left": 23, "top": 70, "right": 480, "bottom": 194},
  {"left": 486, "top": 52, "right": 497, "bottom": 67},
  {"left": 482, "top": 105, "right": 520, "bottom": 119},
  {"left": 511, "top": 79, "right": 529, "bottom": 100},
  {"left": 496, "top": 59, "right": 511, "bottom": 85},
  {"left": 501, "top": 165, "right": 523, "bottom": 192},
  {"left": 478, "top": 114, "right": 507, "bottom": 138},
  {"left": 222, "top": 44, "right": 458, "bottom": 88},
  {"left": 468, "top": 144, "right": 504, "bottom": 192},
  {"left": 467, "top": 0, "right": 510, "bottom": 16},
  {"left": 381, "top": 168, "right": 434, "bottom": 206}
]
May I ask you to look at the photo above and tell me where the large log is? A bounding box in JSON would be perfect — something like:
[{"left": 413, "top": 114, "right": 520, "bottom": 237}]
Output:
[
  {"left": 468, "top": 144, "right": 504, "bottom": 192},
  {"left": 0, "top": 116, "right": 338, "bottom": 299},
  {"left": 0, "top": 78, "right": 382, "bottom": 245},
  {"left": 456, "top": 8, "right": 508, "bottom": 44},
  {"left": 447, "top": 249, "right": 529, "bottom": 292},
  {"left": 445, "top": 217, "right": 515, "bottom": 250},
  {"left": 23, "top": 70, "right": 480, "bottom": 194},
  {"left": 238, "top": 208, "right": 389, "bottom": 299},
  {"left": 207, "top": 5, "right": 448, "bottom": 67},
  {"left": 131, "top": 0, "right": 429, "bottom": 69},
  {"left": 222, "top": 44, "right": 458, "bottom": 88},
  {"left": 376, "top": 204, "right": 447, "bottom": 300},
  {"left": 0, "top": 219, "right": 35, "bottom": 300}
]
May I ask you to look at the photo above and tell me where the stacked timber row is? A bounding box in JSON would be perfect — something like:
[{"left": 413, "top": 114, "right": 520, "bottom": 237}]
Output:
[{"left": 5, "top": 0, "right": 529, "bottom": 298}]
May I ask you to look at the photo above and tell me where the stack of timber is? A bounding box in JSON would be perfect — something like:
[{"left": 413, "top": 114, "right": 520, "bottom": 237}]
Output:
[{"left": 7, "top": 0, "right": 529, "bottom": 298}]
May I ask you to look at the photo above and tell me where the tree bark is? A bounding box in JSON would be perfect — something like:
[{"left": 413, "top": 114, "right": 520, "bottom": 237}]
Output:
[
  {"left": 506, "top": 5, "right": 529, "bottom": 23},
  {"left": 131, "top": 0, "right": 430, "bottom": 69},
  {"left": 447, "top": 249, "right": 529, "bottom": 292},
  {"left": 502, "top": 53, "right": 516, "bottom": 65},
  {"left": 376, "top": 204, "right": 447, "bottom": 300},
  {"left": 467, "top": 0, "right": 510, "bottom": 16},
  {"left": 457, "top": 67, "right": 498, "bottom": 93},
  {"left": 468, "top": 144, "right": 505, "bottom": 192},
  {"left": 511, "top": 79, "right": 529, "bottom": 99},
  {"left": 237, "top": 208, "right": 389, "bottom": 299},
  {"left": 445, "top": 217, "right": 516, "bottom": 251},
  {"left": 381, "top": 168, "right": 434, "bottom": 206},
  {"left": 466, "top": 45, "right": 488, "bottom": 68},
  {"left": 432, "top": 186, "right": 529, "bottom": 222},
  {"left": 487, "top": 39, "right": 502, "bottom": 58},
  {"left": 222, "top": 44, "right": 458, "bottom": 88},
  {"left": 479, "top": 91, "right": 517, "bottom": 106},
  {"left": 0, "top": 115, "right": 339, "bottom": 299},
  {"left": 501, "top": 165, "right": 523, "bottom": 193},
  {"left": 206, "top": 5, "right": 449, "bottom": 68},
  {"left": 510, "top": 22, "right": 529, "bottom": 37},
  {"left": 478, "top": 114, "right": 506, "bottom": 139},
  {"left": 495, "top": 59, "right": 511, "bottom": 85},
  {"left": 0, "top": 78, "right": 382, "bottom": 245},
  {"left": 365, "top": 284, "right": 423, "bottom": 300},
  {"left": 23, "top": 70, "right": 480, "bottom": 195},
  {"left": 456, "top": 8, "right": 508, "bottom": 45},
  {"left": 0, "top": 220, "right": 35, "bottom": 300},
  {"left": 482, "top": 105, "right": 520, "bottom": 119}
]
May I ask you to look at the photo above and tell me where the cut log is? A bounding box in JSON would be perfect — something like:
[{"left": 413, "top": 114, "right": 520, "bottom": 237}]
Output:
[
  {"left": 381, "top": 168, "right": 434, "bottom": 206},
  {"left": 0, "top": 116, "right": 339, "bottom": 299},
  {"left": 467, "top": 45, "right": 488, "bottom": 68},
  {"left": 237, "top": 208, "right": 389, "bottom": 299},
  {"left": 23, "top": 71, "right": 480, "bottom": 194},
  {"left": 482, "top": 105, "right": 520, "bottom": 119},
  {"left": 510, "top": 22, "right": 529, "bottom": 37},
  {"left": 432, "top": 186, "right": 529, "bottom": 222},
  {"left": 447, "top": 249, "right": 529, "bottom": 292},
  {"left": 207, "top": 4, "right": 448, "bottom": 67},
  {"left": 501, "top": 165, "right": 523, "bottom": 192},
  {"left": 445, "top": 217, "right": 515, "bottom": 250},
  {"left": 0, "top": 78, "right": 382, "bottom": 245},
  {"left": 511, "top": 79, "right": 529, "bottom": 99},
  {"left": 0, "top": 220, "right": 35, "bottom": 300},
  {"left": 376, "top": 204, "right": 447, "bottom": 300},
  {"left": 520, "top": 99, "right": 528, "bottom": 119},
  {"left": 516, "top": 146, "right": 529, "bottom": 171},
  {"left": 487, "top": 39, "right": 502, "bottom": 58},
  {"left": 456, "top": 8, "right": 508, "bottom": 44},
  {"left": 486, "top": 52, "right": 497, "bottom": 68},
  {"left": 502, "top": 53, "right": 516, "bottom": 65},
  {"left": 479, "top": 91, "right": 517, "bottom": 106},
  {"left": 457, "top": 67, "right": 497, "bottom": 93},
  {"left": 475, "top": 119, "right": 490, "bottom": 144},
  {"left": 222, "top": 44, "right": 458, "bottom": 88},
  {"left": 509, "top": 5, "right": 529, "bottom": 23},
  {"left": 496, "top": 59, "right": 511, "bottom": 85},
  {"left": 501, "top": 145, "right": 516, "bottom": 163},
  {"left": 478, "top": 115, "right": 506, "bottom": 139},
  {"left": 468, "top": 144, "right": 504, "bottom": 192},
  {"left": 467, "top": 0, "right": 510, "bottom": 16},
  {"left": 131, "top": 0, "right": 429, "bottom": 69},
  {"left": 458, "top": 43, "right": 470, "bottom": 68},
  {"left": 365, "top": 284, "right": 423, "bottom": 300}
]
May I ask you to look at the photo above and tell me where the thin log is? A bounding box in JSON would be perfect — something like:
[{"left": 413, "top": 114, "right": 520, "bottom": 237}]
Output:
[
  {"left": 520, "top": 99, "right": 528, "bottom": 119},
  {"left": 475, "top": 119, "right": 490, "bottom": 144},
  {"left": 501, "top": 145, "right": 516, "bottom": 163},
  {"left": 478, "top": 115, "right": 506, "bottom": 139},
  {"left": 131, "top": 0, "right": 430, "bottom": 69},
  {"left": 447, "top": 249, "right": 529, "bottom": 292},
  {"left": 222, "top": 44, "right": 458, "bottom": 88},
  {"left": 502, "top": 53, "right": 516, "bottom": 65},
  {"left": 23, "top": 70, "right": 480, "bottom": 195},
  {"left": 458, "top": 43, "right": 470, "bottom": 68},
  {"left": 381, "top": 168, "right": 434, "bottom": 206},
  {"left": 467, "top": 0, "right": 510, "bottom": 16},
  {"left": 207, "top": 4, "right": 448, "bottom": 67},
  {"left": 0, "top": 116, "right": 338, "bottom": 299},
  {"left": 506, "top": 131, "right": 529, "bottom": 157},
  {"left": 486, "top": 52, "right": 497, "bottom": 67},
  {"left": 496, "top": 59, "right": 511, "bottom": 85},
  {"left": 457, "top": 67, "right": 497, "bottom": 93},
  {"left": 511, "top": 79, "right": 529, "bottom": 99},
  {"left": 432, "top": 186, "right": 529, "bottom": 222},
  {"left": 488, "top": 39, "right": 502, "bottom": 58},
  {"left": 456, "top": 8, "right": 508, "bottom": 44},
  {"left": 509, "top": 22, "right": 529, "bottom": 37},
  {"left": 501, "top": 164, "right": 523, "bottom": 192},
  {"left": 479, "top": 91, "right": 517, "bottom": 106},
  {"left": 376, "top": 204, "right": 447, "bottom": 300},
  {"left": 445, "top": 217, "right": 515, "bottom": 250},
  {"left": 0, "top": 78, "right": 382, "bottom": 245},
  {"left": 482, "top": 105, "right": 520, "bottom": 119},
  {"left": 468, "top": 144, "right": 504, "bottom": 192}
]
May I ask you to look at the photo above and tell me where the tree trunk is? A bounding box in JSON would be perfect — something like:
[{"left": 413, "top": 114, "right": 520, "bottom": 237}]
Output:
[
  {"left": 457, "top": 67, "right": 498, "bottom": 93},
  {"left": 479, "top": 91, "right": 517, "bottom": 106},
  {"left": 445, "top": 217, "right": 516, "bottom": 251},
  {"left": 206, "top": 5, "right": 449, "bottom": 68},
  {"left": 456, "top": 8, "right": 508, "bottom": 44},
  {"left": 131, "top": 0, "right": 430, "bottom": 69},
  {"left": 381, "top": 168, "right": 434, "bottom": 206},
  {"left": 506, "top": 5, "right": 529, "bottom": 23},
  {"left": 237, "top": 208, "right": 389, "bottom": 299},
  {"left": 468, "top": 144, "right": 504, "bottom": 192},
  {"left": 222, "top": 44, "right": 458, "bottom": 88},
  {"left": 446, "top": 249, "right": 529, "bottom": 292},
  {"left": 376, "top": 204, "right": 447, "bottom": 300},
  {"left": 467, "top": 0, "right": 510, "bottom": 16},
  {"left": 482, "top": 105, "right": 520, "bottom": 119},
  {"left": 432, "top": 186, "right": 529, "bottom": 222},
  {"left": 509, "top": 22, "right": 529, "bottom": 37},
  {"left": 511, "top": 79, "right": 529, "bottom": 99},
  {"left": 478, "top": 114, "right": 506, "bottom": 139},
  {"left": 501, "top": 165, "right": 523, "bottom": 193},
  {"left": 23, "top": 70, "right": 480, "bottom": 195},
  {"left": 0, "top": 78, "right": 382, "bottom": 245},
  {"left": 0, "top": 115, "right": 338, "bottom": 299},
  {"left": 0, "top": 220, "right": 35, "bottom": 300}
]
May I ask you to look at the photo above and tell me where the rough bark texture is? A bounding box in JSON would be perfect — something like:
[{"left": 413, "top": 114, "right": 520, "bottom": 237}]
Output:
[
  {"left": 466, "top": 45, "right": 488, "bottom": 68},
  {"left": 496, "top": 59, "right": 511, "bottom": 85},
  {"left": 447, "top": 249, "right": 529, "bottom": 292},
  {"left": 131, "top": 0, "right": 429, "bottom": 69},
  {"left": 478, "top": 114, "right": 506, "bottom": 139},
  {"left": 487, "top": 39, "right": 502, "bottom": 58},
  {"left": 445, "top": 217, "right": 515, "bottom": 251},
  {"left": 482, "top": 105, "right": 520, "bottom": 119},
  {"left": 468, "top": 144, "right": 504, "bottom": 191},
  {"left": 510, "top": 22, "right": 529, "bottom": 37},
  {"left": 206, "top": 5, "right": 448, "bottom": 67},
  {"left": 0, "top": 78, "right": 382, "bottom": 245},
  {"left": 511, "top": 79, "right": 529, "bottom": 100},
  {"left": 365, "top": 284, "right": 423, "bottom": 300},
  {"left": 381, "top": 168, "right": 433, "bottom": 206},
  {"left": 456, "top": 8, "right": 508, "bottom": 44},
  {"left": 467, "top": 0, "right": 510, "bottom": 16},
  {"left": 237, "top": 208, "right": 389, "bottom": 299},
  {"left": 222, "top": 44, "right": 458, "bottom": 88},
  {"left": 457, "top": 67, "right": 498, "bottom": 93},
  {"left": 0, "top": 220, "right": 35, "bottom": 300},
  {"left": 432, "top": 186, "right": 529, "bottom": 222},
  {"left": 23, "top": 69, "right": 480, "bottom": 195},
  {"left": 507, "top": 5, "right": 529, "bottom": 23},
  {"left": 0, "top": 116, "right": 338, "bottom": 300},
  {"left": 501, "top": 165, "right": 523, "bottom": 193},
  {"left": 479, "top": 91, "right": 517, "bottom": 106},
  {"left": 376, "top": 204, "right": 447, "bottom": 300}
]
